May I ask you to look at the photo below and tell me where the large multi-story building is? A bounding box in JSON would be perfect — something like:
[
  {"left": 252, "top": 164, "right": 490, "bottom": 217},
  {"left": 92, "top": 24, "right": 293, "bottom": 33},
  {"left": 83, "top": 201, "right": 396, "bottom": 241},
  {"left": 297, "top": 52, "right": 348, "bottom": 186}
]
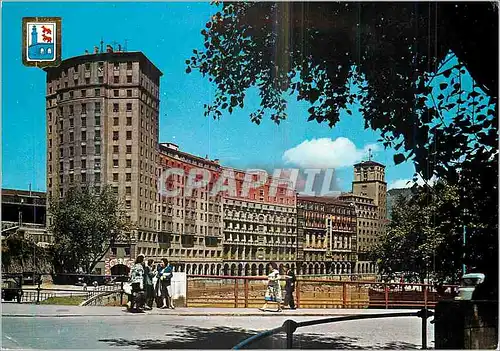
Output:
[
  {"left": 222, "top": 169, "right": 297, "bottom": 276},
  {"left": 155, "top": 142, "right": 224, "bottom": 275},
  {"left": 44, "top": 46, "right": 162, "bottom": 274},
  {"left": 296, "top": 196, "right": 357, "bottom": 275},
  {"left": 339, "top": 160, "right": 388, "bottom": 274}
]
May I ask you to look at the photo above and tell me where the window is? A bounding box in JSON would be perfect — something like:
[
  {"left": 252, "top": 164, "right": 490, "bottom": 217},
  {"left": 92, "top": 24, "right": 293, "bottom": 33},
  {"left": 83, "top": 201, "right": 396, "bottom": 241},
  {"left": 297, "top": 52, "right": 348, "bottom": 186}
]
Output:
[
  {"left": 126, "top": 145, "right": 132, "bottom": 154},
  {"left": 81, "top": 145, "right": 86, "bottom": 155},
  {"left": 95, "top": 88, "right": 100, "bottom": 96},
  {"left": 94, "top": 102, "right": 101, "bottom": 113},
  {"left": 113, "top": 103, "right": 119, "bottom": 112},
  {"left": 69, "top": 91, "right": 74, "bottom": 98},
  {"left": 69, "top": 174, "right": 74, "bottom": 183},
  {"left": 113, "top": 159, "right": 119, "bottom": 167},
  {"left": 114, "top": 76, "right": 119, "bottom": 84},
  {"left": 85, "top": 78, "right": 90, "bottom": 85},
  {"left": 113, "top": 173, "right": 119, "bottom": 182},
  {"left": 69, "top": 160, "right": 74, "bottom": 170},
  {"left": 126, "top": 200, "right": 131, "bottom": 209},
  {"left": 127, "top": 89, "right": 132, "bottom": 97},
  {"left": 114, "top": 90, "right": 119, "bottom": 97},
  {"left": 126, "top": 131, "right": 132, "bottom": 140},
  {"left": 126, "top": 103, "right": 132, "bottom": 111},
  {"left": 98, "top": 76, "right": 103, "bottom": 84},
  {"left": 81, "top": 90, "right": 86, "bottom": 97},
  {"left": 127, "top": 62, "right": 132, "bottom": 70},
  {"left": 95, "top": 144, "right": 101, "bottom": 155},
  {"left": 81, "top": 103, "right": 87, "bottom": 114},
  {"left": 69, "top": 105, "right": 74, "bottom": 115},
  {"left": 126, "top": 173, "right": 131, "bottom": 182},
  {"left": 114, "top": 62, "right": 119, "bottom": 70},
  {"left": 113, "top": 145, "right": 119, "bottom": 154},
  {"left": 81, "top": 131, "right": 86, "bottom": 140},
  {"left": 126, "top": 159, "right": 132, "bottom": 168},
  {"left": 126, "top": 117, "right": 132, "bottom": 126},
  {"left": 95, "top": 116, "right": 100, "bottom": 126},
  {"left": 127, "top": 76, "right": 132, "bottom": 83},
  {"left": 69, "top": 132, "right": 74, "bottom": 142},
  {"left": 69, "top": 146, "right": 74, "bottom": 156},
  {"left": 81, "top": 159, "right": 86, "bottom": 169},
  {"left": 59, "top": 148, "right": 64, "bottom": 157},
  {"left": 95, "top": 173, "right": 101, "bottom": 182},
  {"left": 69, "top": 118, "right": 74, "bottom": 127},
  {"left": 81, "top": 116, "right": 86, "bottom": 126},
  {"left": 113, "top": 131, "right": 119, "bottom": 140},
  {"left": 85, "top": 63, "right": 90, "bottom": 71}
]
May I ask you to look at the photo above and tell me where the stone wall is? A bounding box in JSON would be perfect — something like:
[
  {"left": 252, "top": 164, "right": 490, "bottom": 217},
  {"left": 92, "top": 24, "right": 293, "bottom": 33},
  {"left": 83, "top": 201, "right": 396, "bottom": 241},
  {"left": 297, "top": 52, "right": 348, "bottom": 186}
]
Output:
[{"left": 435, "top": 300, "right": 498, "bottom": 349}]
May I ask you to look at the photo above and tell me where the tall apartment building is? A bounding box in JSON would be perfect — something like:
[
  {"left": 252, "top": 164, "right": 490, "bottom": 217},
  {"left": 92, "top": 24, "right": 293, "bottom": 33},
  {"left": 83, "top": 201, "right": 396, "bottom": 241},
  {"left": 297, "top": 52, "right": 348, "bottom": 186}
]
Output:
[
  {"left": 339, "top": 160, "right": 388, "bottom": 274},
  {"left": 296, "top": 196, "right": 357, "bottom": 275},
  {"left": 222, "top": 169, "right": 297, "bottom": 276},
  {"left": 44, "top": 47, "right": 162, "bottom": 274},
  {"left": 156, "top": 143, "right": 224, "bottom": 275}
]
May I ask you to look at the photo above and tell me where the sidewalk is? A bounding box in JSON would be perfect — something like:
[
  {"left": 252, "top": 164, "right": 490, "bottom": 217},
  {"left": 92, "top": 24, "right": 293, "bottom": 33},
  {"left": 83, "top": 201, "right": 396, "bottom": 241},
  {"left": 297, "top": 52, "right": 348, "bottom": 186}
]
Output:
[{"left": 2, "top": 304, "right": 420, "bottom": 318}]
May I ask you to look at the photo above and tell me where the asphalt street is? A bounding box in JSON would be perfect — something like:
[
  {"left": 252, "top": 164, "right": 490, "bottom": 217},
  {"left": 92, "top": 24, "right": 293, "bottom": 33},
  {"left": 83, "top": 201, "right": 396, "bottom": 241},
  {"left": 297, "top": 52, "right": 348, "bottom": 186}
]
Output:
[{"left": 2, "top": 306, "right": 435, "bottom": 349}]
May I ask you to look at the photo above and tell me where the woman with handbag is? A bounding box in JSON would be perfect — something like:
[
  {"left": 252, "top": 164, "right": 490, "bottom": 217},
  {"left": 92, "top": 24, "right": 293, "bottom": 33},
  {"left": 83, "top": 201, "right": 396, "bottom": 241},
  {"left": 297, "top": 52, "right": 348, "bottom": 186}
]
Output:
[
  {"left": 259, "top": 262, "right": 282, "bottom": 312},
  {"left": 127, "top": 254, "right": 145, "bottom": 313},
  {"left": 156, "top": 258, "right": 175, "bottom": 309}
]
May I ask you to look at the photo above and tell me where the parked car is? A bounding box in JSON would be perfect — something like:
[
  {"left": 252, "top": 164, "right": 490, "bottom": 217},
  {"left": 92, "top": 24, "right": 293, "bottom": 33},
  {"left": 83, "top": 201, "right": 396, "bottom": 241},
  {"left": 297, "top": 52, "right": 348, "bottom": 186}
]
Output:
[
  {"left": 455, "top": 273, "right": 485, "bottom": 300},
  {"left": 2, "top": 274, "right": 23, "bottom": 303}
]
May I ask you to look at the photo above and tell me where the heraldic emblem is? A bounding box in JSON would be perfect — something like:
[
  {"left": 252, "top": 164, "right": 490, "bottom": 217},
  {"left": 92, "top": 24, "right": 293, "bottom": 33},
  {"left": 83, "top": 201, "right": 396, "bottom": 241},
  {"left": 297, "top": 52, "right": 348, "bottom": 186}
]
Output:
[{"left": 22, "top": 17, "right": 62, "bottom": 67}]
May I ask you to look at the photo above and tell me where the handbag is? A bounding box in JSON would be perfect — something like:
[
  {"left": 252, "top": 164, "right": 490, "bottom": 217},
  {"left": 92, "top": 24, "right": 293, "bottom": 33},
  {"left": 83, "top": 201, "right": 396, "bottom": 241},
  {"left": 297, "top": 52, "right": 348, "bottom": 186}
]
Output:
[{"left": 123, "top": 282, "right": 132, "bottom": 295}]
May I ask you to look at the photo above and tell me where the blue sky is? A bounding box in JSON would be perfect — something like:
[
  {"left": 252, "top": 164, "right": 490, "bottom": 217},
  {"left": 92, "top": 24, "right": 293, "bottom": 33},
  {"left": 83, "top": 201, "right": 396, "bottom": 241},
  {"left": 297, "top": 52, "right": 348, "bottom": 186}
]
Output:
[{"left": 3, "top": 2, "right": 422, "bottom": 192}]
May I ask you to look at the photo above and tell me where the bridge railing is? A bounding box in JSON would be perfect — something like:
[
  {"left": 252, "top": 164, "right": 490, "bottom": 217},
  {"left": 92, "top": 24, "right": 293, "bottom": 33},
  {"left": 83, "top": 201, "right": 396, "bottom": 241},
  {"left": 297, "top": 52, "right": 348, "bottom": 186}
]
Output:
[
  {"left": 232, "top": 308, "right": 435, "bottom": 349},
  {"left": 186, "top": 274, "right": 458, "bottom": 309}
]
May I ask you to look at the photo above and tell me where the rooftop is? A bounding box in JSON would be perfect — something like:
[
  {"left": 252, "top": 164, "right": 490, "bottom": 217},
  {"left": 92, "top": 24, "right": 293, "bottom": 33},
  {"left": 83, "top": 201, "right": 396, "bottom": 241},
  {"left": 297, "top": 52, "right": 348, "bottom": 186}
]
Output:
[
  {"left": 297, "top": 195, "right": 351, "bottom": 206},
  {"left": 354, "top": 160, "right": 386, "bottom": 168}
]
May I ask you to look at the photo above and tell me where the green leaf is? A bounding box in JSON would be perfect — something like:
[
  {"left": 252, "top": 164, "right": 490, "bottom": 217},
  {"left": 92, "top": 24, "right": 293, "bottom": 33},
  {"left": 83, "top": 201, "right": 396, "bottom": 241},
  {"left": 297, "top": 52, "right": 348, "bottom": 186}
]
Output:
[
  {"left": 185, "top": 66, "right": 192, "bottom": 74},
  {"left": 393, "top": 153, "right": 406, "bottom": 165},
  {"left": 439, "top": 83, "right": 448, "bottom": 90}
]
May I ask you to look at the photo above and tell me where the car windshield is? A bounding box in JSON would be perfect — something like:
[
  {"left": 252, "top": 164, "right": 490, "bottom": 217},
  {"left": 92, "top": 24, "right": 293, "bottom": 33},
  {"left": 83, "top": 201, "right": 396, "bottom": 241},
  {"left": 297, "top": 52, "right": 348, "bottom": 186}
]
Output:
[{"left": 461, "top": 278, "right": 480, "bottom": 287}]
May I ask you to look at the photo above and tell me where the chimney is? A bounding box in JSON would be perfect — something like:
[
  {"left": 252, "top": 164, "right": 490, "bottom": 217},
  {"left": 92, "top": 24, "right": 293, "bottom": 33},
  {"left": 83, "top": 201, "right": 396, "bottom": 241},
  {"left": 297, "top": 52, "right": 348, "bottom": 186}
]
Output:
[
  {"left": 213, "top": 159, "right": 220, "bottom": 164},
  {"left": 93, "top": 46, "right": 99, "bottom": 54},
  {"left": 84, "top": 49, "right": 89, "bottom": 55},
  {"left": 118, "top": 44, "right": 122, "bottom": 52},
  {"left": 106, "top": 45, "right": 113, "bottom": 53}
]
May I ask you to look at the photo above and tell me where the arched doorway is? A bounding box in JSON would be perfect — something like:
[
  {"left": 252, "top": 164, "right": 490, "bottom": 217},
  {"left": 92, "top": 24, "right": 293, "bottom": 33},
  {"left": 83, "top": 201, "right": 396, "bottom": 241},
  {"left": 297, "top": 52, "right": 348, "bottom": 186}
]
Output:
[
  {"left": 223, "top": 264, "right": 229, "bottom": 276},
  {"left": 244, "top": 264, "right": 250, "bottom": 276},
  {"left": 314, "top": 263, "right": 320, "bottom": 275},
  {"left": 251, "top": 264, "right": 257, "bottom": 276},
  {"left": 192, "top": 264, "right": 197, "bottom": 275},
  {"left": 320, "top": 264, "right": 325, "bottom": 275},
  {"left": 205, "top": 264, "right": 210, "bottom": 275},
  {"left": 238, "top": 263, "right": 243, "bottom": 276},
  {"left": 110, "top": 264, "right": 130, "bottom": 277},
  {"left": 230, "top": 264, "right": 237, "bottom": 276},
  {"left": 258, "top": 264, "right": 264, "bottom": 275},
  {"left": 186, "top": 264, "right": 191, "bottom": 274},
  {"left": 308, "top": 264, "right": 314, "bottom": 275},
  {"left": 211, "top": 264, "right": 216, "bottom": 275}
]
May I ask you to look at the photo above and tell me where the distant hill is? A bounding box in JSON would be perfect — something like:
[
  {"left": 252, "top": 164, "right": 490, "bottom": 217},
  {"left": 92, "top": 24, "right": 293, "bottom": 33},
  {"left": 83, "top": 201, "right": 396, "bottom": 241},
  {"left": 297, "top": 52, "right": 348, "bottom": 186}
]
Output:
[{"left": 386, "top": 188, "right": 413, "bottom": 220}]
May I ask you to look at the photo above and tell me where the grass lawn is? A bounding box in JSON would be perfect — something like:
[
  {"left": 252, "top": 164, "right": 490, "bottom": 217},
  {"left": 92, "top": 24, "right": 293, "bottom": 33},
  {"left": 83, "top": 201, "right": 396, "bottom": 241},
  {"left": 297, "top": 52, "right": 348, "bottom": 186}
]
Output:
[{"left": 40, "top": 296, "right": 86, "bottom": 305}]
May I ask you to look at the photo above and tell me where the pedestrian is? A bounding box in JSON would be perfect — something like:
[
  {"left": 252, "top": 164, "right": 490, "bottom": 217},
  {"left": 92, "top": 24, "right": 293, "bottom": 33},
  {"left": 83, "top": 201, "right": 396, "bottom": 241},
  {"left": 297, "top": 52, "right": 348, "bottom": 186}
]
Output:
[
  {"left": 156, "top": 258, "right": 174, "bottom": 309},
  {"left": 283, "top": 264, "right": 296, "bottom": 310},
  {"left": 259, "top": 262, "right": 282, "bottom": 312},
  {"left": 127, "top": 254, "right": 145, "bottom": 313},
  {"left": 143, "top": 259, "right": 155, "bottom": 310}
]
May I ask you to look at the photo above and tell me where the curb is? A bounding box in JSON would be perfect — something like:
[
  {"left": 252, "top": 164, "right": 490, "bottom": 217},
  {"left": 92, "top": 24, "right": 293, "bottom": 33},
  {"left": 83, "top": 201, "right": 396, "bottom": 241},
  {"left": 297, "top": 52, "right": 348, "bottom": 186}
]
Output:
[{"left": 3, "top": 312, "right": 353, "bottom": 318}]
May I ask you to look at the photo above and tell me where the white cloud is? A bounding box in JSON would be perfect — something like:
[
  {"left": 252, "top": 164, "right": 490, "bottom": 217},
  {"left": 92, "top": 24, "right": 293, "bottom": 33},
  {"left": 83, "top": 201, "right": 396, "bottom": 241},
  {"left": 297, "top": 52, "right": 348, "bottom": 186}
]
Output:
[
  {"left": 282, "top": 137, "right": 379, "bottom": 169},
  {"left": 388, "top": 175, "right": 438, "bottom": 190}
]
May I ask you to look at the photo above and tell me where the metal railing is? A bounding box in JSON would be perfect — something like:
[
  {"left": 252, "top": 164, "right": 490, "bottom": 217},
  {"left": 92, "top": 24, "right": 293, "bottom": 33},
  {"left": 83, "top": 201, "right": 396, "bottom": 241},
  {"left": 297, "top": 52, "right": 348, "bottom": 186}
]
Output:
[
  {"left": 233, "top": 308, "right": 435, "bottom": 349},
  {"left": 2, "top": 273, "right": 128, "bottom": 306},
  {"left": 186, "top": 274, "right": 458, "bottom": 309}
]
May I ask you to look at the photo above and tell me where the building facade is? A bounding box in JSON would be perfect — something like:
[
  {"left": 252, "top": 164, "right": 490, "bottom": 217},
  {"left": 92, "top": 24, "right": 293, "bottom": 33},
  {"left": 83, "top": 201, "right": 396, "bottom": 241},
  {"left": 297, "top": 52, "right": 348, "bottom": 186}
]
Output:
[
  {"left": 222, "top": 169, "right": 297, "bottom": 276},
  {"left": 339, "top": 160, "right": 388, "bottom": 274},
  {"left": 296, "top": 196, "right": 357, "bottom": 275},
  {"left": 44, "top": 47, "right": 162, "bottom": 274}
]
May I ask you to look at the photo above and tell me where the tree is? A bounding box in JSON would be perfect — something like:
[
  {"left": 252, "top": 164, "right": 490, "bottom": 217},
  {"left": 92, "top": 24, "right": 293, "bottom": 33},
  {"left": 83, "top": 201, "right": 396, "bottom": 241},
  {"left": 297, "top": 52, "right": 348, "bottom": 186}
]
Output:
[
  {"left": 49, "top": 186, "right": 130, "bottom": 274},
  {"left": 369, "top": 182, "right": 464, "bottom": 284},
  {"left": 187, "top": 2, "right": 498, "bottom": 285}
]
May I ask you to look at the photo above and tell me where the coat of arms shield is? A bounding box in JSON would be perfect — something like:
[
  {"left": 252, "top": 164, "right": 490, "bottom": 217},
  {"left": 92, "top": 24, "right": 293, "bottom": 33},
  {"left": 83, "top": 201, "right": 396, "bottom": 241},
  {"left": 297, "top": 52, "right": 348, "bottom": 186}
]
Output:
[{"left": 22, "top": 17, "right": 62, "bottom": 67}]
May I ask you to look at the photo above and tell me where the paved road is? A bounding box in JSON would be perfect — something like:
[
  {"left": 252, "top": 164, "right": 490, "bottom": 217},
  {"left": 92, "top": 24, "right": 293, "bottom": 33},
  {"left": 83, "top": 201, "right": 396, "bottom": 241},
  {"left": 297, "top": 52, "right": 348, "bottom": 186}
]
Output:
[{"left": 2, "top": 305, "right": 434, "bottom": 349}]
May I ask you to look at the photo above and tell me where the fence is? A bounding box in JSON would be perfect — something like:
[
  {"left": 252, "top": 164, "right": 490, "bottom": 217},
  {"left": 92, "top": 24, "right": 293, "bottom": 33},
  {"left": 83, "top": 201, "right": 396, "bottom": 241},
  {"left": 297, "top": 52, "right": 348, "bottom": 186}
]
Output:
[
  {"left": 233, "top": 308, "right": 435, "bottom": 349},
  {"left": 186, "top": 275, "right": 458, "bottom": 309},
  {"left": 2, "top": 273, "right": 127, "bottom": 306}
]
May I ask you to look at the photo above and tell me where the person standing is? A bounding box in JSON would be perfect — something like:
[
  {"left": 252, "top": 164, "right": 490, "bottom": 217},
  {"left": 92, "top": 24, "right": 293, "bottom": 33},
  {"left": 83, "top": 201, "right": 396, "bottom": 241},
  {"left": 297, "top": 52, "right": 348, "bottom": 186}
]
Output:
[
  {"left": 143, "top": 259, "right": 155, "bottom": 310},
  {"left": 259, "top": 262, "right": 282, "bottom": 312},
  {"left": 283, "top": 264, "right": 296, "bottom": 310},
  {"left": 128, "top": 254, "right": 145, "bottom": 312},
  {"left": 157, "top": 258, "right": 174, "bottom": 309}
]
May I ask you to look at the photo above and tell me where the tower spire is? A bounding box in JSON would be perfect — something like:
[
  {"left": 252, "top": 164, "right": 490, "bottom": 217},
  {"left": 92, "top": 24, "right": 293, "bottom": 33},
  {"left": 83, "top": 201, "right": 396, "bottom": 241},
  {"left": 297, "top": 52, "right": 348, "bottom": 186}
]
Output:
[{"left": 368, "top": 148, "right": 372, "bottom": 161}]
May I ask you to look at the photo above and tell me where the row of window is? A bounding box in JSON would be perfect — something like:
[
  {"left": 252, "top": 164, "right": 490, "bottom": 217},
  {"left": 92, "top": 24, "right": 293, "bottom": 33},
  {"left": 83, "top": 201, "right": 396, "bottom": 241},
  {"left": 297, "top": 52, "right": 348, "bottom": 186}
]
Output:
[{"left": 136, "top": 247, "right": 222, "bottom": 258}]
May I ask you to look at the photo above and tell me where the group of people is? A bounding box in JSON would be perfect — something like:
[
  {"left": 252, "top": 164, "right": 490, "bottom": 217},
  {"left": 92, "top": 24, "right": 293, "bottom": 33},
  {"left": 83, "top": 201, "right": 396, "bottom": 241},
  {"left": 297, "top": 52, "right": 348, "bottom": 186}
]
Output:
[
  {"left": 127, "top": 254, "right": 176, "bottom": 312},
  {"left": 260, "top": 262, "right": 297, "bottom": 312}
]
